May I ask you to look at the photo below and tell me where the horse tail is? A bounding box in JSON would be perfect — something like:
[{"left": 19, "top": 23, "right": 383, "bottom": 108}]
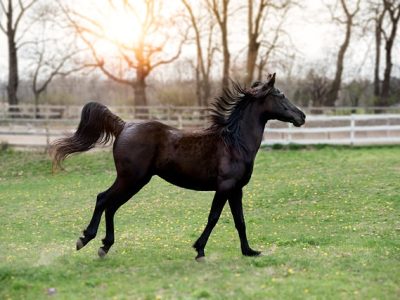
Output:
[{"left": 51, "top": 102, "right": 125, "bottom": 170}]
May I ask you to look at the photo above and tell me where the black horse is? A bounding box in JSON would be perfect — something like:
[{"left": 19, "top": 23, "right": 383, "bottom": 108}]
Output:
[{"left": 51, "top": 73, "right": 305, "bottom": 261}]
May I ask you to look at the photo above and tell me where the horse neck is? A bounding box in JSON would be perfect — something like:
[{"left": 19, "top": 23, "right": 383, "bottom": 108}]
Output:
[{"left": 237, "top": 103, "right": 266, "bottom": 159}]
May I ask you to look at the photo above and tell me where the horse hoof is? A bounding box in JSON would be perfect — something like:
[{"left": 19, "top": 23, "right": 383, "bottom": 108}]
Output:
[
  {"left": 98, "top": 247, "right": 107, "bottom": 258},
  {"left": 195, "top": 256, "right": 206, "bottom": 263},
  {"left": 254, "top": 251, "right": 263, "bottom": 257},
  {"left": 243, "top": 249, "right": 262, "bottom": 257},
  {"left": 76, "top": 238, "right": 84, "bottom": 251}
]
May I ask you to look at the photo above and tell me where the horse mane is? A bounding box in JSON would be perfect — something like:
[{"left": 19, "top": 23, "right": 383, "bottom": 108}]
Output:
[{"left": 207, "top": 81, "right": 256, "bottom": 151}]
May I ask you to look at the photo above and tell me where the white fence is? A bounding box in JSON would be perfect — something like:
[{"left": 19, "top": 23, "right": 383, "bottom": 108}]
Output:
[
  {"left": 1, "top": 103, "right": 400, "bottom": 120},
  {"left": 262, "top": 114, "right": 400, "bottom": 146},
  {"left": 1, "top": 109, "right": 400, "bottom": 148}
]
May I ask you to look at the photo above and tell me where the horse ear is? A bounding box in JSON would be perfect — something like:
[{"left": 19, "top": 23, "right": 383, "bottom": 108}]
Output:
[
  {"left": 267, "top": 73, "right": 276, "bottom": 86},
  {"left": 262, "top": 73, "right": 276, "bottom": 91}
]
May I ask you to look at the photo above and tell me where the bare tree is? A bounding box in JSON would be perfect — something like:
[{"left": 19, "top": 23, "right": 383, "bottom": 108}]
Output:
[
  {"left": 368, "top": 0, "right": 386, "bottom": 97},
  {"left": 380, "top": 0, "right": 400, "bottom": 102},
  {"left": 246, "top": 0, "right": 267, "bottom": 86},
  {"left": 342, "top": 79, "right": 371, "bottom": 110},
  {"left": 26, "top": 4, "right": 85, "bottom": 115},
  {"left": 206, "top": 0, "right": 231, "bottom": 89},
  {"left": 181, "top": 0, "right": 216, "bottom": 106},
  {"left": 0, "top": 0, "right": 39, "bottom": 106},
  {"left": 61, "top": 0, "right": 186, "bottom": 107},
  {"left": 304, "top": 69, "right": 331, "bottom": 107},
  {"left": 29, "top": 43, "right": 84, "bottom": 115},
  {"left": 245, "top": 0, "right": 295, "bottom": 86},
  {"left": 326, "top": 0, "right": 361, "bottom": 106},
  {"left": 255, "top": 2, "right": 294, "bottom": 81}
]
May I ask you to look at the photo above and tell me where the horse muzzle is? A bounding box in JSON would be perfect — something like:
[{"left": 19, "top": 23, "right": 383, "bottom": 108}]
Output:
[{"left": 292, "top": 111, "right": 306, "bottom": 127}]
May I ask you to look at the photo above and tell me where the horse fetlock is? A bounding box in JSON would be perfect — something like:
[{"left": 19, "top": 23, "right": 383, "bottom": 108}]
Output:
[
  {"left": 76, "top": 230, "right": 97, "bottom": 251},
  {"left": 193, "top": 244, "right": 205, "bottom": 261},
  {"left": 102, "top": 238, "right": 114, "bottom": 247},
  {"left": 83, "top": 229, "right": 96, "bottom": 240}
]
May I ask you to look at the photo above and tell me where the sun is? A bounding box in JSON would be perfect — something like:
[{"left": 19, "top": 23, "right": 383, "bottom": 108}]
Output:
[
  {"left": 90, "top": 5, "right": 143, "bottom": 57},
  {"left": 102, "top": 10, "right": 141, "bottom": 47}
]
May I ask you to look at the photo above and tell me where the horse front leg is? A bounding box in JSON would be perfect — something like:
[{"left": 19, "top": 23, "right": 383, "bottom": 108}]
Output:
[
  {"left": 193, "top": 192, "right": 227, "bottom": 261},
  {"left": 228, "top": 189, "right": 261, "bottom": 256}
]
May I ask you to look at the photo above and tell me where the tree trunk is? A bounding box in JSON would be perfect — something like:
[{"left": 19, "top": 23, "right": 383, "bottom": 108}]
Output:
[
  {"left": 380, "top": 1, "right": 400, "bottom": 102},
  {"left": 381, "top": 33, "right": 396, "bottom": 100},
  {"left": 195, "top": 66, "right": 202, "bottom": 106},
  {"left": 326, "top": 22, "right": 352, "bottom": 106},
  {"left": 34, "top": 93, "right": 40, "bottom": 118},
  {"left": 221, "top": 28, "right": 230, "bottom": 89},
  {"left": 374, "top": 12, "right": 383, "bottom": 97},
  {"left": 7, "top": 22, "right": 19, "bottom": 108},
  {"left": 245, "top": 38, "right": 260, "bottom": 86},
  {"left": 201, "top": 76, "right": 211, "bottom": 106},
  {"left": 134, "top": 79, "right": 147, "bottom": 107},
  {"left": 134, "top": 64, "right": 148, "bottom": 106}
]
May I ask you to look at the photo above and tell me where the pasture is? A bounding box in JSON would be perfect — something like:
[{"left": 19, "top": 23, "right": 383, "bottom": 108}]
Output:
[{"left": 0, "top": 146, "right": 399, "bottom": 299}]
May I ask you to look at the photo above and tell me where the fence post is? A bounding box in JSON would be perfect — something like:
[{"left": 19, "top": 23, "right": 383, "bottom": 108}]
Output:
[
  {"left": 287, "top": 123, "right": 292, "bottom": 144},
  {"left": 386, "top": 117, "right": 390, "bottom": 138},
  {"left": 178, "top": 115, "right": 183, "bottom": 129},
  {"left": 350, "top": 114, "right": 355, "bottom": 146},
  {"left": 45, "top": 122, "right": 50, "bottom": 154}
]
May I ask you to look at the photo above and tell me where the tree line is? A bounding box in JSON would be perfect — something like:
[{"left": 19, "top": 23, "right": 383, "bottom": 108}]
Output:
[{"left": 1, "top": 0, "right": 399, "bottom": 108}]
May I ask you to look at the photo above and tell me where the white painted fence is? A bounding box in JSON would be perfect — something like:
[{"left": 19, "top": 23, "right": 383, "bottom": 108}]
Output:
[
  {"left": 262, "top": 114, "right": 400, "bottom": 145},
  {"left": 1, "top": 113, "right": 400, "bottom": 148}
]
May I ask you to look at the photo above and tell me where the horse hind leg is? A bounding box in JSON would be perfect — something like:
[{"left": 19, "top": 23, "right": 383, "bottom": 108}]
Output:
[
  {"left": 98, "top": 176, "right": 151, "bottom": 258},
  {"left": 97, "top": 202, "right": 124, "bottom": 258},
  {"left": 76, "top": 188, "right": 111, "bottom": 251}
]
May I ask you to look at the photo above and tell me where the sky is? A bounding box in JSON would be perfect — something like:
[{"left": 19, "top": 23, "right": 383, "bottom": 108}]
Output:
[{"left": 0, "top": 0, "right": 399, "bottom": 83}]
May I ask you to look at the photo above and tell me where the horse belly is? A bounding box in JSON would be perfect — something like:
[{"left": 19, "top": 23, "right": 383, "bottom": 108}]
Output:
[{"left": 157, "top": 163, "right": 217, "bottom": 191}]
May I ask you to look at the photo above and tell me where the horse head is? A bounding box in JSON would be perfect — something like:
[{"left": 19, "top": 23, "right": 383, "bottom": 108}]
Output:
[{"left": 252, "top": 73, "right": 306, "bottom": 127}]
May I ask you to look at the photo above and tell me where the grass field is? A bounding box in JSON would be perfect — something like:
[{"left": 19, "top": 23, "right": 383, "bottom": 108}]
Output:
[{"left": 0, "top": 146, "right": 399, "bottom": 299}]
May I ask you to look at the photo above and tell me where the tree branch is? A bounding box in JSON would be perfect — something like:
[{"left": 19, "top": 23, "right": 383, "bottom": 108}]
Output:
[{"left": 14, "top": 0, "right": 39, "bottom": 32}]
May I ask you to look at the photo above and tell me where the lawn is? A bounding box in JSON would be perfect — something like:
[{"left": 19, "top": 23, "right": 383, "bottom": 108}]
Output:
[{"left": 0, "top": 146, "right": 399, "bottom": 299}]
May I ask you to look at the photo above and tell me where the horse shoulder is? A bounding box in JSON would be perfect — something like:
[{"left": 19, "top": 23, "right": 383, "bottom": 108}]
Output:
[{"left": 217, "top": 150, "right": 255, "bottom": 192}]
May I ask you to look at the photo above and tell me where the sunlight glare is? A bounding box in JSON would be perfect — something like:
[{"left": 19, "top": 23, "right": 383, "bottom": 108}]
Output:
[{"left": 103, "top": 10, "right": 141, "bottom": 47}]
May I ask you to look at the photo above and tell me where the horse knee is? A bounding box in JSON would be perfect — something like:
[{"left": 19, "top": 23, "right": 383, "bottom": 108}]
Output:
[{"left": 83, "top": 229, "right": 96, "bottom": 240}]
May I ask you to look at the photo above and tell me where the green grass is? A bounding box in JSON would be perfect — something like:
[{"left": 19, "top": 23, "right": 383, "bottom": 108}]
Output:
[{"left": 0, "top": 146, "right": 399, "bottom": 299}]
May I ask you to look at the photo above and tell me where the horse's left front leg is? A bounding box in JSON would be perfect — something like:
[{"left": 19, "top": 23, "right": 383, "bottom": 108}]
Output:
[
  {"left": 193, "top": 192, "right": 228, "bottom": 261},
  {"left": 228, "top": 189, "right": 261, "bottom": 257}
]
